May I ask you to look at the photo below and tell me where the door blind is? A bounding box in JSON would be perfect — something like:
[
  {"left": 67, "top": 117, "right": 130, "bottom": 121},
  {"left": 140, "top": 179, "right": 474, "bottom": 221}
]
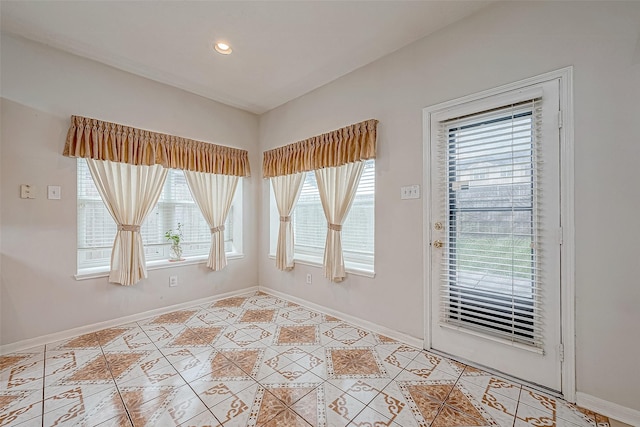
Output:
[{"left": 438, "top": 99, "right": 544, "bottom": 347}]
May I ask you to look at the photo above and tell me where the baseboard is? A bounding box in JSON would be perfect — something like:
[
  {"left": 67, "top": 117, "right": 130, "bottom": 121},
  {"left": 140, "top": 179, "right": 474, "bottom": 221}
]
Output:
[
  {"left": 261, "top": 286, "right": 424, "bottom": 349},
  {"left": 576, "top": 392, "right": 640, "bottom": 426},
  {"left": 0, "top": 286, "right": 259, "bottom": 355}
]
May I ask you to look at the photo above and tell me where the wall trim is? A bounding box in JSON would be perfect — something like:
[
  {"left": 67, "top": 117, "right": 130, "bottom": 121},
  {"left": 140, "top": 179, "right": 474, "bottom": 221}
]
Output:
[
  {"left": 0, "top": 286, "right": 259, "bottom": 355},
  {"left": 576, "top": 392, "right": 640, "bottom": 427},
  {"left": 261, "top": 286, "right": 423, "bottom": 349}
]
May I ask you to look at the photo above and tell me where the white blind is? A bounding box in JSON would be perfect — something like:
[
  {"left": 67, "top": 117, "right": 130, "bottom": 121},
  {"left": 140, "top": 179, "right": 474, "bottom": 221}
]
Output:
[
  {"left": 293, "top": 159, "right": 374, "bottom": 268},
  {"left": 77, "top": 159, "right": 234, "bottom": 271},
  {"left": 438, "top": 100, "right": 543, "bottom": 347}
]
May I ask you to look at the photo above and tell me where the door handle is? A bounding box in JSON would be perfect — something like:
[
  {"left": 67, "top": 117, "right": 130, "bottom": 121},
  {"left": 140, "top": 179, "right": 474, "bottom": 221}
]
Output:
[{"left": 433, "top": 240, "right": 443, "bottom": 248}]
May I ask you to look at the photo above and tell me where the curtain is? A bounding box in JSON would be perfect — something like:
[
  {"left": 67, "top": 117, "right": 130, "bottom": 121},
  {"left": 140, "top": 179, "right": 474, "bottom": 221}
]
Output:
[
  {"left": 65, "top": 115, "right": 250, "bottom": 176},
  {"left": 263, "top": 119, "right": 377, "bottom": 178},
  {"left": 86, "top": 159, "right": 167, "bottom": 286},
  {"left": 315, "top": 161, "right": 365, "bottom": 282},
  {"left": 184, "top": 171, "right": 239, "bottom": 271},
  {"left": 271, "top": 172, "right": 306, "bottom": 271}
]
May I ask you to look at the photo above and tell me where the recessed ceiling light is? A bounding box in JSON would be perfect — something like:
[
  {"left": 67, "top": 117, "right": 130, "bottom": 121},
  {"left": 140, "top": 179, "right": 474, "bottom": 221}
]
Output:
[{"left": 214, "top": 42, "right": 232, "bottom": 55}]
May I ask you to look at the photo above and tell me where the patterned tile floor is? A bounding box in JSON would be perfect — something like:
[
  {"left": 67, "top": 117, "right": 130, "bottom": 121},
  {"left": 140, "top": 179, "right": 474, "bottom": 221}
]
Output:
[{"left": 1, "top": 291, "right": 612, "bottom": 426}]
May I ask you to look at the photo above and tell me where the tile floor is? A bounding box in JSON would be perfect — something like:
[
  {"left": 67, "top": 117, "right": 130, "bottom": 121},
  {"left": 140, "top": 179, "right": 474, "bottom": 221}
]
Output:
[{"left": 1, "top": 291, "right": 611, "bottom": 426}]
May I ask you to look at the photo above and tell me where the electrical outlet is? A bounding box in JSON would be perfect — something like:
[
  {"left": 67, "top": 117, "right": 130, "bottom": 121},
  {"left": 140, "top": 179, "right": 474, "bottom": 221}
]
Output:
[
  {"left": 306, "top": 273, "right": 312, "bottom": 284},
  {"left": 169, "top": 276, "right": 178, "bottom": 287}
]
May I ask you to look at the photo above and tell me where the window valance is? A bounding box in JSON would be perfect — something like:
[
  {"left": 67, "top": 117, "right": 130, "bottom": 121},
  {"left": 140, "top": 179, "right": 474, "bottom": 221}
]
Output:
[
  {"left": 262, "top": 119, "right": 377, "bottom": 178},
  {"left": 63, "top": 115, "right": 251, "bottom": 177}
]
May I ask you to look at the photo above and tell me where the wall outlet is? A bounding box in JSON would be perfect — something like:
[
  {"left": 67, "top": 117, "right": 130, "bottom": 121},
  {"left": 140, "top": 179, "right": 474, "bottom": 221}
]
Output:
[
  {"left": 169, "top": 276, "right": 178, "bottom": 287},
  {"left": 306, "top": 273, "right": 312, "bottom": 284}
]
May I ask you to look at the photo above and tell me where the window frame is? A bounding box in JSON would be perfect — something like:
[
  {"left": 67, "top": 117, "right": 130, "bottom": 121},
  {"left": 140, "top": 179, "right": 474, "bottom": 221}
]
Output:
[{"left": 75, "top": 159, "right": 243, "bottom": 280}]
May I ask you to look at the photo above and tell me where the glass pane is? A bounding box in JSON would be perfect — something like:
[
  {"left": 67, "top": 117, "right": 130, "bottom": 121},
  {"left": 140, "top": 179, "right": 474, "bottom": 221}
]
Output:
[{"left": 444, "top": 109, "right": 537, "bottom": 341}]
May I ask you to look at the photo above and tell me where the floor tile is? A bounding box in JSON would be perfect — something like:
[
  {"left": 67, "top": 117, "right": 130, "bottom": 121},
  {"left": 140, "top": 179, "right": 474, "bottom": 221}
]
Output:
[
  {"left": 43, "top": 386, "right": 127, "bottom": 427},
  {"left": 411, "top": 350, "right": 467, "bottom": 378},
  {"left": 458, "top": 366, "right": 522, "bottom": 402},
  {"left": 432, "top": 404, "right": 492, "bottom": 426},
  {"left": 0, "top": 291, "right": 613, "bottom": 427},
  {"left": 210, "top": 297, "right": 248, "bottom": 309},
  {"left": 207, "top": 381, "right": 259, "bottom": 425},
  {"left": 0, "top": 388, "right": 43, "bottom": 427},
  {"left": 518, "top": 387, "right": 601, "bottom": 427},
  {"left": 43, "top": 383, "right": 114, "bottom": 414},
  {"left": 178, "top": 409, "right": 220, "bottom": 427},
  {"left": 323, "top": 381, "right": 368, "bottom": 426},
  {"left": 279, "top": 307, "right": 322, "bottom": 325},
  {"left": 396, "top": 357, "right": 463, "bottom": 383},
  {"left": 326, "top": 347, "right": 388, "bottom": 379},
  {"left": 124, "top": 383, "right": 207, "bottom": 426},
  {"left": 275, "top": 325, "right": 320, "bottom": 346}
]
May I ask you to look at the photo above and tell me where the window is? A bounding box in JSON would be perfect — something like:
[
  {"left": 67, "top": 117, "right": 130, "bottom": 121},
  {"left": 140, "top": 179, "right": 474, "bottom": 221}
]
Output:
[
  {"left": 77, "top": 159, "right": 242, "bottom": 273},
  {"left": 270, "top": 159, "right": 375, "bottom": 273}
]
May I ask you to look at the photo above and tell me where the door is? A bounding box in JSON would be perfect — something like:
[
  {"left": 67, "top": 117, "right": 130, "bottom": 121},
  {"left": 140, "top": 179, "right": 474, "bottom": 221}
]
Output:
[{"left": 428, "top": 79, "right": 562, "bottom": 391}]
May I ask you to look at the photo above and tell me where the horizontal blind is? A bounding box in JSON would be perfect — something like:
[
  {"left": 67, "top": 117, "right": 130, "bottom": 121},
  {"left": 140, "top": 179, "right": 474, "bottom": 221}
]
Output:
[
  {"left": 77, "top": 159, "right": 233, "bottom": 270},
  {"left": 293, "top": 159, "right": 374, "bottom": 267},
  {"left": 438, "top": 99, "right": 543, "bottom": 347}
]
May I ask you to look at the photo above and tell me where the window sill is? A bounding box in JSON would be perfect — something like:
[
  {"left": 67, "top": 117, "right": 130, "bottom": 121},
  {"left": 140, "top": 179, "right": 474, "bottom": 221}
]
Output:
[
  {"left": 75, "top": 252, "right": 244, "bottom": 281},
  {"left": 267, "top": 254, "right": 375, "bottom": 279}
]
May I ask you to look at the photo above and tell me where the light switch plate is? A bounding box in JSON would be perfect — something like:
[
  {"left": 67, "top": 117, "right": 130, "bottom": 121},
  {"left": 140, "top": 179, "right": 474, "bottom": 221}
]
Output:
[
  {"left": 48, "top": 185, "right": 61, "bottom": 200},
  {"left": 401, "top": 185, "right": 420, "bottom": 200},
  {"left": 20, "top": 184, "right": 35, "bottom": 199}
]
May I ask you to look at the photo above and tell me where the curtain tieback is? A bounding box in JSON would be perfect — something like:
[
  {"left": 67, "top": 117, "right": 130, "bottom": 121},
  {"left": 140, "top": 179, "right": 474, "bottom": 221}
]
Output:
[
  {"left": 328, "top": 223, "right": 342, "bottom": 232},
  {"left": 118, "top": 224, "right": 140, "bottom": 232},
  {"left": 211, "top": 225, "right": 225, "bottom": 233},
  {"left": 280, "top": 216, "right": 291, "bottom": 222}
]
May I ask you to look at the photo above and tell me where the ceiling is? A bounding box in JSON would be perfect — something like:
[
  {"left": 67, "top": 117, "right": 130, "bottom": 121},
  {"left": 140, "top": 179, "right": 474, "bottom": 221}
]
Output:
[{"left": 1, "top": 1, "right": 493, "bottom": 114}]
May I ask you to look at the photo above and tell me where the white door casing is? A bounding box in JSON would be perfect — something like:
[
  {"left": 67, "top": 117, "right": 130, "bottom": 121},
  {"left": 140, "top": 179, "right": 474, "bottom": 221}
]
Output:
[{"left": 423, "top": 68, "right": 575, "bottom": 397}]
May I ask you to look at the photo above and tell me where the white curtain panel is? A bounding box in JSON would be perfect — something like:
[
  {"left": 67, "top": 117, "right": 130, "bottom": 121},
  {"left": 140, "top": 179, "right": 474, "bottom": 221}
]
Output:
[
  {"left": 271, "top": 172, "right": 306, "bottom": 271},
  {"left": 86, "top": 159, "right": 168, "bottom": 286},
  {"left": 315, "top": 161, "right": 365, "bottom": 282},
  {"left": 184, "top": 171, "right": 239, "bottom": 271}
]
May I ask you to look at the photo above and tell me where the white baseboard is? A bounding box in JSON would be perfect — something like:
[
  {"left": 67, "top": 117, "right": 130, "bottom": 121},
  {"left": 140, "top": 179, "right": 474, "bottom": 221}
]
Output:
[
  {"left": 261, "top": 286, "right": 424, "bottom": 349},
  {"left": 0, "top": 286, "right": 259, "bottom": 355},
  {"left": 576, "top": 392, "right": 640, "bottom": 427}
]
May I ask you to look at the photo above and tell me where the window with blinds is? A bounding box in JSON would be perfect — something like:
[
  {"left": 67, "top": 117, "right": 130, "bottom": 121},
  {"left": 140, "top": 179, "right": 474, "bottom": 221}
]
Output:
[
  {"left": 77, "top": 159, "right": 239, "bottom": 272},
  {"left": 270, "top": 159, "right": 374, "bottom": 271},
  {"left": 439, "top": 100, "right": 542, "bottom": 347}
]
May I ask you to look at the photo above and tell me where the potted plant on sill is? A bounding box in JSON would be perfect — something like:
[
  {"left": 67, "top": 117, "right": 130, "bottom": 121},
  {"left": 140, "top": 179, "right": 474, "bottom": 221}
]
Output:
[{"left": 165, "top": 223, "right": 184, "bottom": 261}]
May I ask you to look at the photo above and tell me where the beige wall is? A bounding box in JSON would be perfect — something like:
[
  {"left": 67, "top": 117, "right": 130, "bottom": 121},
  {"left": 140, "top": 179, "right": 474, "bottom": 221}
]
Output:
[
  {"left": 0, "top": 35, "right": 260, "bottom": 345},
  {"left": 258, "top": 1, "right": 640, "bottom": 411}
]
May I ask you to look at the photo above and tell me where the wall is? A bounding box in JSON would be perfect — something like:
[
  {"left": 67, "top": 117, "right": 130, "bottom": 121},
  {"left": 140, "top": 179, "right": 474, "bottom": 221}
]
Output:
[
  {"left": 258, "top": 1, "right": 640, "bottom": 411},
  {"left": 0, "top": 35, "right": 260, "bottom": 346}
]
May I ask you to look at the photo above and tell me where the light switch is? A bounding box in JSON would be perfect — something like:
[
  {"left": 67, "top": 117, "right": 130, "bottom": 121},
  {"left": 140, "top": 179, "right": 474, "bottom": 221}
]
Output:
[
  {"left": 400, "top": 185, "right": 421, "bottom": 200},
  {"left": 48, "top": 185, "right": 61, "bottom": 200},
  {"left": 20, "top": 184, "right": 35, "bottom": 199}
]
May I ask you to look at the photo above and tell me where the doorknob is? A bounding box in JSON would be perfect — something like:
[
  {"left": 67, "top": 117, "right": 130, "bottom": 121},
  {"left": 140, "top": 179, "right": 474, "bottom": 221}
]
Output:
[
  {"left": 433, "top": 240, "right": 443, "bottom": 248},
  {"left": 434, "top": 222, "right": 444, "bottom": 231}
]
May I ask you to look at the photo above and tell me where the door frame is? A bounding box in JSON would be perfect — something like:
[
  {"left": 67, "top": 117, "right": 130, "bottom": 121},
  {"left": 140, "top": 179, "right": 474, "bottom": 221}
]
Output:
[{"left": 422, "top": 67, "right": 575, "bottom": 401}]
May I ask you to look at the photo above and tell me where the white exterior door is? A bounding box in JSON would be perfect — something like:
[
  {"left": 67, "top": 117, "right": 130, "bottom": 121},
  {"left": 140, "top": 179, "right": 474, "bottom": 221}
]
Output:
[{"left": 427, "top": 78, "right": 563, "bottom": 391}]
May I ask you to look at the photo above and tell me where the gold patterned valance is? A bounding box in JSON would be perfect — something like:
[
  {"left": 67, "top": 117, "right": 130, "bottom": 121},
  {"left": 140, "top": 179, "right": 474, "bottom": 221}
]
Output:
[
  {"left": 262, "top": 119, "right": 377, "bottom": 178},
  {"left": 63, "top": 115, "right": 251, "bottom": 177}
]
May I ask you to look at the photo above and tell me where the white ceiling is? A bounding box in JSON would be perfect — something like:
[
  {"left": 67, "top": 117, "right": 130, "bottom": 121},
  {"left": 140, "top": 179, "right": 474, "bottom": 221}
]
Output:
[{"left": 1, "top": 1, "right": 493, "bottom": 114}]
